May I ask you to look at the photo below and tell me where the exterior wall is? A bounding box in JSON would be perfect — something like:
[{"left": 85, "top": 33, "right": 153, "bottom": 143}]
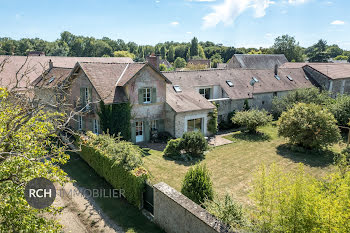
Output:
[
  {"left": 34, "top": 88, "right": 58, "bottom": 108},
  {"left": 67, "top": 69, "right": 101, "bottom": 133},
  {"left": 174, "top": 109, "right": 211, "bottom": 138},
  {"left": 165, "top": 103, "right": 176, "bottom": 136},
  {"left": 153, "top": 182, "right": 231, "bottom": 233}
]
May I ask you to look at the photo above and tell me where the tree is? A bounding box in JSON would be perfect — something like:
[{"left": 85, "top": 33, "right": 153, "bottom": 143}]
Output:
[
  {"left": 190, "top": 37, "right": 199, "bottom": 57},
  {"left": 94, "top": 40, "right": 113, "bottom": 57},
  {"left": 271, "top": 87, "right": 331, "bottom": 118},
  {"left": 160, "top": 46, "right": 166, "bottom": 59},
  {"left": 159, "top": 63, "right": 167, "bottom": 71},
  {"left": 181, "top": 164, "right": 214, "bottom": 205},
  {"left": 198, "top": 45, "right": 206, "bottom": 59},
  {"left": 334, "top": 55, "right": 349, "bottom": 61},
  {"left": 327, "top": 94, "right": 350, "bottom": 126},
  {"left": 174, "top": 57, "right": 187, "bottom": 68},
  {"left": 47, "top": 40, "right": 69, "bottom": 56},
  {"left": 306, "top": 39, "right": 330, "bottom": 62},
  {"left": 326, "top": 44, "right": 343, "bottom": 58},
  {"left": 210, "top": 53, "right": 223, "bottom": 68},
  {"left": 167, "top": 45, "right": 175, "bottom": 62},
  {"left": 232, "top": 109, "right": 273, "bottom": 133},
  {"left": 113, "top": 50, "right": 135, "bottom": 59},
  {"left": 278, "top": 103, "right": 341, "bottom": 149},
  {"left": 181, "top": 131, "right": 208, "bottom": 157},
  {"left": 272, "top": 35, "right": 303, "bottom": 62}
]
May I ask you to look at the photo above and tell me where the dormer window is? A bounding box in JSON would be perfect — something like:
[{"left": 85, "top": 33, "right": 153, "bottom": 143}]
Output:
[
  {"left": 286, "top": 75, "right": 293, "bottom": 81},
  {"left": 226, "top": 80, "right": 234, "bottom": 87},
  {"left": 173, "top": 85, "right": 182, "bottom": 93}
]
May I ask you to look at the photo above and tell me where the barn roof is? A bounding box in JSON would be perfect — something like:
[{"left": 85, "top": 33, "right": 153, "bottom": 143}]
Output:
[
  {"left": 232, "top": 54, "right": 288, "bottom": 69},
  {"left": 304, "top": 63, "right": 350, "bottom": 80}
]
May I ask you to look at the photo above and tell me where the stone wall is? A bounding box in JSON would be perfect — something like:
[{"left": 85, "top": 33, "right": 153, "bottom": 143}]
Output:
[
  {"left": 174, "top": 109, "right": 211, "bottom": 138},
  {"left": 153, "top": 182, "right": 232, "bottom": 233}
]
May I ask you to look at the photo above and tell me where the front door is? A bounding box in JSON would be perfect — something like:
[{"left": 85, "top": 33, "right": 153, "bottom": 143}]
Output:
[{"left": 136, "top": 121, "right": 144, "bottom": 143}]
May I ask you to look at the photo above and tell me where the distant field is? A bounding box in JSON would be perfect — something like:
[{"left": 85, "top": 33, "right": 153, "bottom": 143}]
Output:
[{"left": 143, "top": 124, "right": 345, "bottom": 207}]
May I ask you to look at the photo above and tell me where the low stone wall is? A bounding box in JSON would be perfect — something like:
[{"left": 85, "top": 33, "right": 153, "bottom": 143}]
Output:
[{"left": 153, "top": 182, "right": 232, "bottom": 233}]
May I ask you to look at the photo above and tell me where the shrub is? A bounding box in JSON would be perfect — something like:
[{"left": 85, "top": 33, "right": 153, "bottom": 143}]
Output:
[
  {"left": 272, "top": 87, "right": 331, "bottom": 118},
  {"left": 157, "top": 131, "right": 174, "bottom": 143},
  {"left": 207, "top": 106, "right": 218, "bottom": 134},
  {"left": 79, "top": 132, "right": 148, "bottom": 208},
  {"left": 159, "top": 63, "right": 167, "bottom": 71},
  {"left": 251, "top": 163, "right": 350, "bottom": 233},
  {"left": 163, "top": 138, "right": 183, "bottom": 158},
  {"left": 181, "top": 131, "right": 208, "bottom": 157},
  {"left": 174, "top": 57, "right": 187, "bottom": 68},
  {"left": 243, "top": 99, "right": 250, "bottom": 111},
  {"left": 232, "top": 109, "right": 273, "bottom": 133},
  {"left": 181, "top": 164, "right": 214, "bottom": 205},
  {"left": 278, "top": 103, "right": 341, "bottom": 149},
  {"left": 204, "top": 194, "right": 246, "bottom": 229},
  {"left": 327, "top": 94, "right": 350, "bottom": 126}
]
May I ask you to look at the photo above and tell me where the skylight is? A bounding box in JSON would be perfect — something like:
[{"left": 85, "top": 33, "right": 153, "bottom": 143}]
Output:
[
  {"left": 226, "top": 80, "right": 234, "bottom": 87},
  {"left": 304, "top": 75, "right": 309, "bottom": 80},
  {"left": 250, "top": 77, "right": 259, "bottom": 86},
  {"left": 48, "top": 76, "right": 55, "bottom": 84},
  {"left": 286, "top": 75, "right": 293, "bottom": 81},
  {"left": 274, "top": 75, "right": 280, "bottom": 80},
  {"left": 252, "top": 77, "right": 259, "bottom": 83},
  {"left": 173, "top": 85, "right": 182, "bottom": 93}
]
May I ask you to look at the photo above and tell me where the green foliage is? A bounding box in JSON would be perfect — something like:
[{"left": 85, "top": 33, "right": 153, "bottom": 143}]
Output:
[
  {"left": 181, "top": 131, "right": 209, "bottom": 157},
  {"left": 278, "top": 103, "right": 341, "bottom": 149},
  {"left": 0, "top": 88, "right": 69, "bottom": 232},
  {"left": 113, "top": 50, "right": 135, "bottom": 59},
  {"left": 174, "top": 57, "right": 187, "bottom": 68},
  {"left": 326, "top": 44, "right": 343, "bottom": 58},
  {"left": 167, "top": 45, "right": 175, "bottom": 62},
  {"left": 272, "top": 87, "right": 331, "bottom": 118},
  {"left": 306, "top": 39, "right": 330, "bottom": 62},
  {"left": 210, "top": 53, "right": 223, "bottom": 68},
  {"left": 251, "top": 163, "right": 350, "bottom": 233},
  {"left": 98, "top": 101, "right": 131, "bottom": 140},
  {"left": 204, "top": 194, "right": 246, "bottom": 229},
  {"left": 160, "top": 46, "right": 167, "bottom": 59},
  {"left": 243, "top": 99, "right": 250, "bottom": 111},
  {"left": 190, "top": 37, "right": 199, "bottom": 57},
  {"left": 327, "top": 94, "right": 350, "bottom": 126},
  {"left": 163, "top": 138, "right": 183, "bottom": 158},
  {"left": 181, "top": 164, "right": 214, "bottom": 205},
  {"left": 207, "top": 106, "right": 218, "bottom": 134},
  {"left": 79, "top": 132, "right": 148, "bottom": 207},
  {"left": 334, "top": 55, "right": 349, "bottom": 60},
  {"left": 159, "top": 63, "right": 167, "bottom": 71},
  {"left": 272, "top": 34, "right": 304, "bottom": 62},
  {"left": 232, "top": 109, "right": 273, "bottom": 133}
]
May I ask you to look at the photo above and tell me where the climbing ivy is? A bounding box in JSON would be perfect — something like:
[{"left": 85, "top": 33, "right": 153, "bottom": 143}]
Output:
[
  {"left": 207, "top": 103, "right": 218, "bottom": 134},
  {"left": 98, "top": 101, "right": 132, "bottom": 140}
]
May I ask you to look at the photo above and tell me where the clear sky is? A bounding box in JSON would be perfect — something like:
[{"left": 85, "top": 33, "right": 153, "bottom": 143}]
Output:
[{"left": 1, "top": 0, "right": 349, "bottom": 49}]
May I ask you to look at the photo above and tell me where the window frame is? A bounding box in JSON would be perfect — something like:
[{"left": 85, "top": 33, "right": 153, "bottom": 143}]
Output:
[
  {"left": 143, "top": 88, "right": 151, "bottom": 104},
  {"left": 199, "top": 87, "right": 211, "bottom": 99},
  {"left": 136, "top": 121, "right": 143, "bottom": 136},
  {"left": 151, "top": 120, "right": 158, "bottom": 131},
  {"left": 93, "top": 119, "right": 99, "bottom": 134},
  {"left": 187, "top": 118, "right": 203, "bottom": 133},
  {"left": 78, "top": 115, "right": 83, "bottom": 130}
]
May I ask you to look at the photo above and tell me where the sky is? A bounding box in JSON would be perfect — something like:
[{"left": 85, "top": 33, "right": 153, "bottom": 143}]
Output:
[{"left": 1, "top": 0, "right": 350, "bottom": 49}]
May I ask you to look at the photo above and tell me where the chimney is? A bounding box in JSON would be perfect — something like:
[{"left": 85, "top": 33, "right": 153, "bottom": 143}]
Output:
[
  {"left": 49, "top": 59, "right": 53, "bottom": 69},
  {"left": 146, "top": 54, "right": 160, "bottom": 70},
  {"left": 274, "top": 64, "right": 278, "bottom": 76}
]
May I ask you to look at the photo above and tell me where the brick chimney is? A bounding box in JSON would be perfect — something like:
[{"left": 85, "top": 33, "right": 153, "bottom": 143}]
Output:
[{"left": 146, "top": 54, "right": 160, "bottom": 70}]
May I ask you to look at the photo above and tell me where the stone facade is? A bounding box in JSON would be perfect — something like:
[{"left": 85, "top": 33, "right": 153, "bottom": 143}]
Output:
[{"left": 153, "top": 182, "right": 231, "bottom": 233}]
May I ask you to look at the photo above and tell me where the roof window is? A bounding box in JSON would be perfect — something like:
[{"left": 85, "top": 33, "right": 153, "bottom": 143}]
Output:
[
  {"left": 173, "top": 85, "right": 182, "bottom": 93},
  {"left": 274, "top": 75, "right": 280, "bottom": 80},
  {"left": 48, "top": 76, "right": 55, "bottom": 84},
  {"left": 250, "top": 77, "right": 259, "bottom": 86},
  {"left": 304, "top": 75, "right": 309, "bottom": 80},
  {"left": 226, "top": 80, "right": 234, "bottom": 87},
  {"left": 286, "top": 75, "right": 293, "bottom": 81}
]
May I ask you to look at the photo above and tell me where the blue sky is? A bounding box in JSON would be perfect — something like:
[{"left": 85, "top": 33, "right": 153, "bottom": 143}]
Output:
[{"left": 1, "top": 0, "right": 349, "bottom": 49}]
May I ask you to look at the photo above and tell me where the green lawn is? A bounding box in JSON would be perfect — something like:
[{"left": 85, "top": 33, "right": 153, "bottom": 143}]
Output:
[
  {"left": 143, "top": 124, "right": 345, "bottom": 206},
  {"left": 62, "top": 152, "right": 163, "bottom": 233}
]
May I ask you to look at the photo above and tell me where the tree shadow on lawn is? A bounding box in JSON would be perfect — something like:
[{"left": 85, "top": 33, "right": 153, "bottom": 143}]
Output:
[
  {"left": 276, "top": 144, "right": 337, "bottom": 168},
  {"left": 163, "top": 154, "right": 204, "bottom": 166},
  {"left": 229, "top": 131, "right": 272, "bottom": 142}
]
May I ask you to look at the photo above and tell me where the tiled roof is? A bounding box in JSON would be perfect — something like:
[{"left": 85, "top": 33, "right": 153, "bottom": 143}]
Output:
[
  {"left": 305, "top": 63, "right": 350, "bottom": 80},
  {"left": 280, "top": 62, "right": 308, "bottom": 69},
  {"left": 32, "top": 67, "right": 71, "bottom": 88},
  {"left": 0, "top": 55, "right": 133, "bottom": 89},
  {"left": 163, "top": 68, "right": 313, "bottom": 102},
  {"left": 232, "top": 54, "right": 288, "bottom": 69}
]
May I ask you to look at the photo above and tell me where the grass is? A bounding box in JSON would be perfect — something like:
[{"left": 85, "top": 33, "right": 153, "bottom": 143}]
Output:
[
  {"left": 61, "top": 152, "right": 163, "bottom": 233},
  {"left": 143, "top": 124, "right": 346, "bottom": 207}
]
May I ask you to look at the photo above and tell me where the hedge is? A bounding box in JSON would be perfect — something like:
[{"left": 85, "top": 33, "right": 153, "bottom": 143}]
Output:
[{"left": 79, "top": 133, "right": 148, "bottom": 208}]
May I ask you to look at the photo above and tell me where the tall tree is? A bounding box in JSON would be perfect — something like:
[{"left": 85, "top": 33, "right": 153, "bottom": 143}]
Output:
[
  {"left": 198, "top": 45, "right": 206, "bottom": 59},
  {"left": 306, "top": 39, "right": 330, "bottom": 62},
  {"left": 168, "top": 45, "right": 175, "bottom": 62},
  {"left": 160, "top": 46, "right": 167, "bottom": 59},
  {"left": 272, "top": 35, "right": 303, "bottom": 62},
  {"left": 190, "top": 37, "right": 199, "bottom": 57}
]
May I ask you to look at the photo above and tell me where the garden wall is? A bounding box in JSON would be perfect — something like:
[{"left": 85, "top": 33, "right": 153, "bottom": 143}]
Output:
[{"left": 153, "top": 182, "right": 233, "bottom": 233}]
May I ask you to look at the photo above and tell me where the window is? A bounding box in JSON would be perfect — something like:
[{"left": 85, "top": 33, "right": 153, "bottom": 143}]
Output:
[
  {"left": 48, "top": 76, "right": 55, "bottom": 84},
  {"left": 187, "top": 118, "right": 202, "bottom": 132},
  {"left": 304, "top": 75, "right": 309, "bottom": 80},
  {"left": 84, "top": 88, "right": 89, "bottom": 103},
  {"left": 226, "top": 80, "right": 234, "bottom": 87},
  {"left": 93, "top": 119, "right": 99, "bottom": 134},
  {"left": 151, "top": 120, "right": 158, "bottom": 130},
  {"left": 262, "top": 101, "right": 265, "bottom": 105},
  {"left": 286, "top": 75, "right": 293, "bottom": 81},
  {"left": 143, "top": 88, "right": 151, "bottom": 103},
  {"left": 173, "top": 85, "right": 182, "bottom": 92},
  {"left": 78, "top": 115, "right": 83, "bottom": 130},
  {"left": 136, "top": 121, "right": 143, "bottom": 136},
  {"left": 273, "top": 92, "right": 278, "bottom": 97},
  {"left": 252, "top": 77, "right": 259, "bottom": 83},
  {"left": 274, "top": 75, "right": 280, "bottom": 80},
  {"left": 199, "top": 88, "right": 211, "bottom": 99}
]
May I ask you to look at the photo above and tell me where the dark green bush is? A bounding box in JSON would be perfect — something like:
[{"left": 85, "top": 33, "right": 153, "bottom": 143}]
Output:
[
  {"left": 79, "top": 132, "right": 148, "bottom": 208},
  {"left": 232, "top": 109, "right": 273, "bottom": 133},
  {"left": 327, "top": 95, "right": 350, "bottom": 126},
  {"left": 181, "top": 164, "right": 214, "bottom": 205},
  {"left": 278, "top": 103, "right": 341, "bottom": 149},
  {"left": 157, "top": 131, "right": 174, "bottom": 143},
  {"left": 181, "top": 131, "right": 208, "bottom": 157},
  {"left": 207, "top": 107, "right": 218, "bottom": 135},
  {"left": 163, "top": 138, "right": 183, "bottom": 158}
]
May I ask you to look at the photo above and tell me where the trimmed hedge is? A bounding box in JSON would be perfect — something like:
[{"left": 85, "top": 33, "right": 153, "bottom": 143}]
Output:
[{"left": 79, "top": 133, "right": 148, "bottom": 208}]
